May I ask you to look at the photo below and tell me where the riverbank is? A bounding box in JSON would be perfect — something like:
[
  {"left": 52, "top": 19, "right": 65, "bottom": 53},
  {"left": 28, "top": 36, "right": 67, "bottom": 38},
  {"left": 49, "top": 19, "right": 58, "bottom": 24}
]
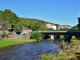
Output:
[
  {"left": 0, "top": 39, "right": 36, "bottom": 48},
  {"left": 42, "top": 40, "right": 80, "bottom": 60}
]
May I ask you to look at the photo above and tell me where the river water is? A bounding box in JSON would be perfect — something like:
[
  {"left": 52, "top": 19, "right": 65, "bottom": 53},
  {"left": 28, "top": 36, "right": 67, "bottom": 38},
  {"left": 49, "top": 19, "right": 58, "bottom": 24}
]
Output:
[{"left": 0, "top": 40, "right": 61, "bottom": 60}]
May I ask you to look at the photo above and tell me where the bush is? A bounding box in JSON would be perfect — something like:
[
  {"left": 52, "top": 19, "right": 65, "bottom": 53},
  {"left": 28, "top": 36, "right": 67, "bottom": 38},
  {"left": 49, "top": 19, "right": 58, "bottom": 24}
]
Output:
[
  {"left": 30, "top": 32, "right": 42, "bottom": 41},
  {"left": 60, "top": 40, "right": 67, "bottom": 51},
  {"left": 2, "top": 32, "right": 7, "bottom": 36},
  {"left": 8, "top": 32, "right": 13, "bottom": 35},
  {"left": 71, "top": 36, "right": 76, "bottom": 40},
  {"left": 60, "top": 35, "right": 64, "bottom": 38},
  {"left": 22, "top": 33, "right": 26, "bottom": 35}
]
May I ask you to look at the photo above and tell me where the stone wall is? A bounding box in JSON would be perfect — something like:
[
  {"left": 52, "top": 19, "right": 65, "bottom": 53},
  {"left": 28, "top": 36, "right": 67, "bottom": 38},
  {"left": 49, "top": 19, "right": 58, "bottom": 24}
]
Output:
[
  {"left": 0, "top": 29, "right": 32, "bottom": 39},
  {"left": 5, "top": 34, "right": 31, "bottom": 39}
]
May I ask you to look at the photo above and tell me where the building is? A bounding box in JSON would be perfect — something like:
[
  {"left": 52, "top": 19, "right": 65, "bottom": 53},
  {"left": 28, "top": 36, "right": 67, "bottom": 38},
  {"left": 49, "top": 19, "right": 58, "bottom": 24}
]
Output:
[
  {"left": 46, "top": 23, "right": 57, "bottom": 30},
  {"left": 58, "top": 25, "right": 71, "bottom": 29}
]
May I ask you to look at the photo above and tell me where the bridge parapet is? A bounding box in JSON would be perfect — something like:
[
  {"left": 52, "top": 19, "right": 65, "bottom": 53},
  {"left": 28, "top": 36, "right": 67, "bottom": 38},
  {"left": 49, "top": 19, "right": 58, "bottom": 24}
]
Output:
[{"left": 33, "top": 30, "right": 80, "bottom": 33}]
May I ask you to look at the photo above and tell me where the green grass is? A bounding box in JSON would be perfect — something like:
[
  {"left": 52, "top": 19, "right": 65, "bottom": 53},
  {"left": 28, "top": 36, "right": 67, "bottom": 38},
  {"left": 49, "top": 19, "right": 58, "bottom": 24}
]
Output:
[
  {"left": 0, "top": 39, "right": 36, "bottom": 48},
  {"left": 42, "top": 54, "right": 69, "bottom": 60},
  {"left": 42, "top": 50, "right": 77, "bottom": 60}
]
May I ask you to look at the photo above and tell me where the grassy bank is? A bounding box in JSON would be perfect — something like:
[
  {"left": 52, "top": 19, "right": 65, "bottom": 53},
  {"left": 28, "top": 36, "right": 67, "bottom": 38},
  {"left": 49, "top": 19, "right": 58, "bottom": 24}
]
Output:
[
  {"left": 0, "top": 39, "right": 36, "bottom": 48},
  {"left": 42, "top": 40, "right": 80, "bottom": 60}
]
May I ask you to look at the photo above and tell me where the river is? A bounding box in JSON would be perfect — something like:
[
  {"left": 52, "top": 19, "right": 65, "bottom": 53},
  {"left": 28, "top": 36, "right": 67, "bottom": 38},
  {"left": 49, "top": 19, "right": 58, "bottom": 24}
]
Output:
[{"left": 0, "top": 40, "right": 61, "bottom": 60}]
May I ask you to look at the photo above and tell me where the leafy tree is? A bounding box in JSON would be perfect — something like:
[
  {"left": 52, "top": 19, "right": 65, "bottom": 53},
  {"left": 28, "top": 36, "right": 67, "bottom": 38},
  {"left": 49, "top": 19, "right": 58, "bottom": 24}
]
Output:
[
  {"left": 59, "top": 28, "right": 69, "bottom": 31},
  {"left": 71, "top": 25, "right": 78, "bottom": 30},
  {"left": 30, "top": 32, "right": 42, "bottom": 41},
  {"left": 0, "top": 9, "right": 48, "bottom": 31},
  {"left": 20, "top": 17, "right": 47, "bottom": 30},
  {"left": 14, "top": 23, "right": 23, "bottom": 34},
  {"left": 77, "top": 17, "right": 80, "bottom": 29},
  {"left": 0, "top": 18, "right": 11, "bottom": 31},
  {"left": 0, "top": 18, "right": 11, "bottom": 39},
  {"left": 47, "top": 28, "right": 54, "bottom": 31},
  {"left": 55, "top": 24, "right": 59, "bottom": 30}
]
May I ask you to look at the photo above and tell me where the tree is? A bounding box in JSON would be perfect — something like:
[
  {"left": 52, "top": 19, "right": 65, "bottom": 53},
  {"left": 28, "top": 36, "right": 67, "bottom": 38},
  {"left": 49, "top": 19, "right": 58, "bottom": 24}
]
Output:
[
  {"left": 0, "top": 9, "right": 48, "bottom": 31},
  {"left": 47, "top": 28, "right": 54, "bottom": 31},
  {"left": 0, "top": 18, "right": 11, "bottom": 31},
  {"left": 30, "top": 32, "right": 42, "bottom": 41},
  {"left": 0, "top": 18, "right": 11, "bottom": 39},
  {"left": 59, "top": 28, "right": 69, "bottom": 31},
  {"left": 20, "top": 18, "right": 47, "bottom": 30},
  {"left": 71, "top": 25, "right": 78, "bottom": 30},
  {"left": 14, "top": 23, "right": 23, "bottom": 34},
  {"left": 77, "top": 17, "right": 80, "bottom": 29}
]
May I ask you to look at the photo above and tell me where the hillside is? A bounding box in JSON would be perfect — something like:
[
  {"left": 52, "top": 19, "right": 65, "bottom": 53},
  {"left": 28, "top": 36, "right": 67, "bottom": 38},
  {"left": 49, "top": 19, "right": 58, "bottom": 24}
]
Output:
[
  {"left": 0, "top": 9, "right": 72, "bottom": 31},
  {"left": 0, "top": 9, "right": 48, "bottom": 31}
]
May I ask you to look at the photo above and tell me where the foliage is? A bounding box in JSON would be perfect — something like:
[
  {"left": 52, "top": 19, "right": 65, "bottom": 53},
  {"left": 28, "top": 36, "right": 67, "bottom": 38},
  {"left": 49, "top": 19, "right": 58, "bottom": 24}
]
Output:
[
  {"left": 60, "top": 35, "right": 64, "bottom": 38},
  {"left": 71, "top": 40, "right": 80, "bottom": 43},
  {"left": 55, "top": 24, "right": 59, "bottom": 29},
  {"left": 22, "top": 33, "right": 26, "bottom": 35},
  {"left": 42, "top": 54, "right": 69, "bottom": 60},
  {"left": 77, "top": 17, "right": 80, "bottom": 29},
  {"left": 47, "top": 28, "right": 54, "bottom": 31},
  {"left": 14, "top": 23, "right": 23, "bottom": 33},
  {"left": 71, "top": 25, "right": 78, "bottom": 30},
  {"left": 2, "top": 32, "right": 7, "bottom": 35},
  {"left": 72, "top": 17, "right": 80, "bottom": 30},
  {"left": 0, "top": 9, "right": 47, "bottom": 31},
  {"left": 61, "top": 40, "right": 66, "bottom": 45},
  {"left": 42, "top": 40, "right": 80, "bottom": 60},
  {"left": 59, "top": 28, "right": 69, "bottom": 31},
  {"left": 48, "top": 38, "right": 53, "bottom": 41},
  {"left": 0, "top": 18, "right": 11, "bottom": 30},
  {"left": 71, "top": 36, "right": 76, "bottom": 40},
  {"left": 30, "top": 32, "right": 42, "bottom": 41},
  {"left": 8, "top": 32, "right": 13, "bottom": 35}
]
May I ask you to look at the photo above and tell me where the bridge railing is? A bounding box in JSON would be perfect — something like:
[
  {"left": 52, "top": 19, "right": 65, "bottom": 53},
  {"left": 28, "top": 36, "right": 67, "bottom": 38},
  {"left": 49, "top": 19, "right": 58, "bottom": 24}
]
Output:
[{"left": 33, "top": 30, "right": 80, "bottom": 32}]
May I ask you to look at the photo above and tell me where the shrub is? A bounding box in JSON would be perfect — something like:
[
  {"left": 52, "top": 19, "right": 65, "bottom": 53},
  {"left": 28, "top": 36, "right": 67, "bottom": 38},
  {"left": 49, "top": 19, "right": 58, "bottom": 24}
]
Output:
[
  {"left": 2, "top": 32, "right": 7, "bottom": 36},
  {"left": 22, "top": 33, "right": 26, "bottom": 35},
  {"left": 30, "top": 32, "right": 42, "bottom": 41},
  {"left": 60, "top": 35, "right": 64, "bottom": 38},
  {"left": 71, "top": 36, "right": 76, "bottom": 40},
  {"left": 48, "top": 38, "right": 53, "bottom": 40},
  {"left": 61, "top": 40, "right": 67, "bottom": 51},
  {"left": 8, "top": 32, "right": 13, "bottom": 35}
]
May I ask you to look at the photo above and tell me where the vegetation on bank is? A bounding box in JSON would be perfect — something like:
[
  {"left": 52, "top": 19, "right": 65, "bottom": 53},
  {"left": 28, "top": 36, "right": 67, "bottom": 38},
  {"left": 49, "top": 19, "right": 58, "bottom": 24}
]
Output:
[
  {"left": 42, "top": 39, "right": 80, "bottom": 60},
  {"left": 0, "top": 31, "right": 43, "bottom": 48},
  {"left": 0, "top": 39, "right": 36, "bottom": 48},
  {"left": 30, "top": 31, "right": 43, "bottom": 41}
]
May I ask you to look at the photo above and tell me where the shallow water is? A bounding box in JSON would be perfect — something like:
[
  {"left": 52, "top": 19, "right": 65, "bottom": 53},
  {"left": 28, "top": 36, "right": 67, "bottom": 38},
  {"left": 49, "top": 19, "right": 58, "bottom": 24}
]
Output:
[{"left": 0, "top": 40, "right": 61, "bottom": 60}]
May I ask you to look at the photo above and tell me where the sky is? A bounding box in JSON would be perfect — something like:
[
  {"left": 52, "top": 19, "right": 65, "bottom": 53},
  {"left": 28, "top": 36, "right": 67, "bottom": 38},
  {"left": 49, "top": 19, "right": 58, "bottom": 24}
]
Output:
[{"left": 0, "top": 0, "right": 80, "bottom": 26}]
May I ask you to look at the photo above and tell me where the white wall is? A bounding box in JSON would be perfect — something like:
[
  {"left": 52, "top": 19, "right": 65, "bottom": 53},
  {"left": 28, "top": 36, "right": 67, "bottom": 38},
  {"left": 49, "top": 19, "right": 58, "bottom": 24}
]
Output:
[
  {"left": 46, "top": 23, "right": 57, "bottom": 30},
  {"left": 52, "top": 26, "right": 56, "bottom": 30}
]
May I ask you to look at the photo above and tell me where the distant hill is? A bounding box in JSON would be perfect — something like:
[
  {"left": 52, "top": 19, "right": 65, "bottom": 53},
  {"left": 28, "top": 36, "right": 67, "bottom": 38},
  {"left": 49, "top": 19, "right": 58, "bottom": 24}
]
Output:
[{"left": 20, "top": 17, "right": 47, "bottom": 23}]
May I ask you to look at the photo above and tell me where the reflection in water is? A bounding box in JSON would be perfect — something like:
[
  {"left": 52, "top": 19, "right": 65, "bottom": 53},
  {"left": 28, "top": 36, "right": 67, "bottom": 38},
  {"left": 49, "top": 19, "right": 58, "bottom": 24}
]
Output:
[{"left": 0, "top": 40, "right": 61, "bottom": 60}]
